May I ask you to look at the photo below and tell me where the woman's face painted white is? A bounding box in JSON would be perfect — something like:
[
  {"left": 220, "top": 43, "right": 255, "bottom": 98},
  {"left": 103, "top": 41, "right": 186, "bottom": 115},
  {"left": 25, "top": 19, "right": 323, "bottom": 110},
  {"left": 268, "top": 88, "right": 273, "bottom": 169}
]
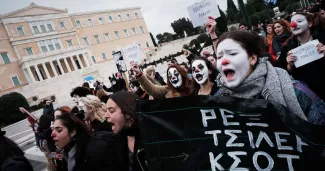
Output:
[
  {"left": 192, "top": 60, "right": 209, "bottom": 85},
  {"left": 216, "top": 39, "right": 253, "bottom": 88},
  {"left": 291, "top": 14, "right": 309, "bottom": 36},
  {"left": 130, "top": 84, "right": 138, "bottom": 93},
  {"left": 168, "top": 67, "right": 182, "bottom": 88}
]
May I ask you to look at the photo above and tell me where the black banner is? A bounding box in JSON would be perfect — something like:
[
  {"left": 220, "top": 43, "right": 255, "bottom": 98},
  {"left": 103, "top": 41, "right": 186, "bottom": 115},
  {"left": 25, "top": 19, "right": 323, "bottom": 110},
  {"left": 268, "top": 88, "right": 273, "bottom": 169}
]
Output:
[{"left": 137, "top": 96, "right": 325, "bottom": 171}]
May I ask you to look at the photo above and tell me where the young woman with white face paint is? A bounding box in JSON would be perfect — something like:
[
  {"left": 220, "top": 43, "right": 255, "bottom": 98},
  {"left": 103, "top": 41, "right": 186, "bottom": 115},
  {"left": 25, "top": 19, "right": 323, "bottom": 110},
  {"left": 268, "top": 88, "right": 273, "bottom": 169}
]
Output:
[
  {"left": 78, "top": 95, "right": 112, "bottom": 132},
  {"left": 131, "top": 63, "right": 194, "bottom": 99},
  {"left": 276, "top": 12, "right": 325, "bottom": 102},
  {"left": 191, "top": 57, "right": 218, "bottom": 95},
  {"left": 214, "top": 30, "right": 325, "bottom": 125}
]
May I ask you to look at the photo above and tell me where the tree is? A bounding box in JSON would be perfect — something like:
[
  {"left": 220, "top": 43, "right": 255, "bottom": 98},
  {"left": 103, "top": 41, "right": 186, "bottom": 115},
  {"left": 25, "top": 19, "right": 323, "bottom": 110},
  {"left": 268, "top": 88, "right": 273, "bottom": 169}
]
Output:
[
  {"left": 216, "top": 6, "right": 228, "bottom": 35},
  {"left": 171, "top": 18, "right": 196, "bottom": 38},
  {"left": 150, "top": 32, "right": 158, "bottom": 47},
  {"left": 163, "top": 32, "right": 174, "bottom": 42},
  {"left": 249, "top": 14, "right": 261, "bottom": 26},
  {"left": 245, "top": 2, "right": 256, "bottom": 16},
  {"left": 196, "top": 34, "right": 210, "bottom": 44},
  {"left": 227, "top": 0, "right": 239, "bottom": 23},
  {"left": 156, "top": 34, "right": 164, "bottom": 43}
]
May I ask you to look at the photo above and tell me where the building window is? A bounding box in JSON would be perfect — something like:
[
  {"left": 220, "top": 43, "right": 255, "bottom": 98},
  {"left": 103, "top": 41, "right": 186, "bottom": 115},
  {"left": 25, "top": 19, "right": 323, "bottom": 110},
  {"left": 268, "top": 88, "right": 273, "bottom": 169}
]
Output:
[
  {"left": 88, "top": 19, "right": 93, "bottom": 26},
  {"left": 60, "top": 22, "right": 65, "bottom": 29},
  {"left": 16, "top": 26, "right": 24, "bottom": 36},
  {"left": 102, "top": 53, "right": 107, "bottom": 59},
  {"left": 32, "top": 26, "right": 40, "bottom": 34},
  {"left": 53, "top": 39, "right": 61, "bottom": 49},
  {"left": 47, "top": 24, "right": 54, "bottom": 32},
  {"left": 104, "top": 33, "right": 110, "bottom": 41},
  {"left": 114, "top": 31, "right": 120, "bottom": 39},
  {"left": 67, "top": 40, "right": 73, "bottom": 47},
  {"left": 140, "top": 26, "right": 145, "bottom": 34},
  {"left": 25, "top": 47, "right": 33, "bottom": 55},
  {"left": 108, "top": 16, "right": 113, "bottom": 23},
  {"left": 127, "top": 14, "right": 131, "bottom": 20},
  {"left": 11, "top": 76, "right": 21, "bottom": 86},
  {"left": 40, "top": 25, "right": 47, "bottom": 33},
  {"left": 48, "top": 44, "right": 55, "bottom": 51},
  {"left": 123, "top": 29, "right": 129, "bottom": 37},
  {"left": 99, "top": 18, "right": 104, "bottom": 24},
  {"left": 41, "top": 46, "right": 48, "bottom": 52},
  {"left": 135, "top": 13, "right": 139, "bottom": 19},
  {"left": 131, "top": 28, "right": 136, "bottom": 35},
  {"left": 0, "top": 53, "right": 10, "bottom": 64},
  {"left": 146, "top": 42, "right": 150, "bottom": 47},
  {"left": 91, "top": 56, "right": 96, "bottom": 63},
  {"left": 83, "top": 37, "right": 89, "bottom": 45},
  {"left": 118, "top": 15, "right": 122, "bottom": 22},
  {"left": 76, "top": 20, "right": 81, "bottom": 28},
  {"left": 94, "top": 35, "right": 100, "bottom": 44}
]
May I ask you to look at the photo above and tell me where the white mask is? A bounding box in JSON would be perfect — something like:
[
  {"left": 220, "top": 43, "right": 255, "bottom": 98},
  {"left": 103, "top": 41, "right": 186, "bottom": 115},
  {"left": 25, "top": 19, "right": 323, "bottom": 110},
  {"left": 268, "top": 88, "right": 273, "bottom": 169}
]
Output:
[
  {"left": 291, "top": 14, "right": 309, "bottom": 36},
  {"left": 167, "top": 67, "right": 182, "bottom": 88},
  {"left": 192, "top": 60, "right": 209, "bottom": 85},
  {"left": 78, "top": 101, "right": 90, "bottom": 120},
  {"left": 130, "top": 84, "right": 138, "bottom": 93},
  {"left": 216, "top": 39, "right": 251, "bottom": 88}
]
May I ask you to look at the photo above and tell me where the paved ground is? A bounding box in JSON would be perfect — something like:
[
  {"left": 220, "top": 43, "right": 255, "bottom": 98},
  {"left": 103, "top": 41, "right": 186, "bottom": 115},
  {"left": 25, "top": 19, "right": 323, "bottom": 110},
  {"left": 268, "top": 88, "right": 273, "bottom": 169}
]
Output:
[{"left": 4, "top": 45, "right": 213, "bottom": 171}]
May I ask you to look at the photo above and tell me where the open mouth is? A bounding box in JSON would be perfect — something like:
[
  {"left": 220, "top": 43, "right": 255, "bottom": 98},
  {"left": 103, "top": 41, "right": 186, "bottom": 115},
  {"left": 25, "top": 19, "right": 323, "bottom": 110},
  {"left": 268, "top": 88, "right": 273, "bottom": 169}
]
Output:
[
  {"left": 171, "top": 80, "right": 178, "bottom": 84},
  {"left": 223, "top": 69, "right": 235, "bottom": 81},
  {"left": 54, "top": 140, "right": 59, "bottom": 146},
  {"left": 195, "top": 74, "right": 203, "bottom": 81},
  {"left": 293, "top": 27, "right": 300, "bottom": 31}
]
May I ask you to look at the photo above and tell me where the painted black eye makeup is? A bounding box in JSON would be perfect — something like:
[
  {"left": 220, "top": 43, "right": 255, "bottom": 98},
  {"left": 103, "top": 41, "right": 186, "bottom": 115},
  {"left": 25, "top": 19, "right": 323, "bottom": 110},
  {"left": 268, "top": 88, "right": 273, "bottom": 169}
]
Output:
[{"left": 198, "top": 64, "right": 204, "bottom": 70}]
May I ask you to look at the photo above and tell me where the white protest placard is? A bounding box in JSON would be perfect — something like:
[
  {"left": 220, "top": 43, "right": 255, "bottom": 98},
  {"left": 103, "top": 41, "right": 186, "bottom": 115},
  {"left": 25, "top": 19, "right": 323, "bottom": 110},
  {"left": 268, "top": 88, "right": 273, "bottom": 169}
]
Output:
[
  {"left": 187, "top": 0, "right": 220, "bottom": 28},
  {"left": 292, "top": 40, "right": 323, "bottom": 68},
  {"left": 122, "top": 44, "right": 146, "bottom": 65}
]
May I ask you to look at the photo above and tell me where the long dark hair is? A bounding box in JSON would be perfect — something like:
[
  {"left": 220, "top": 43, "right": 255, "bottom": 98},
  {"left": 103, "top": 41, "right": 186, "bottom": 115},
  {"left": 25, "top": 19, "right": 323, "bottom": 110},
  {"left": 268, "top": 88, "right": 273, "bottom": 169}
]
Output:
[
  {"left": 166, "top": 64, "right": 195, "bottom": 96},
  {"left": 56, "top": 113, "right": 91, "bottom": 165},
  {"left": 0, "top": 131, "right": 24, "bottom": 165},
  {"left": 191, "top": 56, "right": 217, "bottom": 83}
]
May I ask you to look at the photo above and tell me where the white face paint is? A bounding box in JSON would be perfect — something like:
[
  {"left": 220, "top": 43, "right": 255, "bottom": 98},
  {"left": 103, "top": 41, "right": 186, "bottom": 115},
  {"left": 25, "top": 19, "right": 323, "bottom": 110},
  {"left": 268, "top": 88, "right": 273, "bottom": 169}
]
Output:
[
  {"left": 192, "top": 60, "right": 209, "bottom": 85},
  {"left": 167, "top": 67, "right": 182, "bottom": 88},
  {"left": 216, "top": 39, "right": 252, "bottom": 88},
  {"left": 291, "top": 14, "right": 309, "bottom": 36},
  {"left": 130, "top": 84, "right": 138, "bottom": 93},
  {"left": 78, "top": 101, "right": 91, "bottom": 121}
]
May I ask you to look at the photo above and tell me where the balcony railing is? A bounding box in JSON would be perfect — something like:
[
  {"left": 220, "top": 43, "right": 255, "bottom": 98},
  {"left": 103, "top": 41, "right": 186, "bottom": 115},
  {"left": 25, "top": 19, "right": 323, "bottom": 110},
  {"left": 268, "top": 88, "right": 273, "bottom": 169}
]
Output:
[{"left": 21, "top": 44, "right": 90, "bottom": 63}]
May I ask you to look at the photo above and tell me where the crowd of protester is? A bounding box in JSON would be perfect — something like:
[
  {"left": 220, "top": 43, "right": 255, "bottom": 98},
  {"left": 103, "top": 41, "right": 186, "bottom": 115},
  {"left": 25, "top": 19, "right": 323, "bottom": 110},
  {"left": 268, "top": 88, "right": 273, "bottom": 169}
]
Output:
[{"left": 2, "top": 2, "right": 325, "bottom": 171}]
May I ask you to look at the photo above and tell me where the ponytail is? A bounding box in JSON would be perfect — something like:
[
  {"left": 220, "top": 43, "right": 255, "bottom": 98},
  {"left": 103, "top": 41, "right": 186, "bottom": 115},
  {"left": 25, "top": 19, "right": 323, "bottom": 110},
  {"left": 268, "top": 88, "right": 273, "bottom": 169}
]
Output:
[{"left": 312, "top": 12, "right": 325, "bottom": 31}]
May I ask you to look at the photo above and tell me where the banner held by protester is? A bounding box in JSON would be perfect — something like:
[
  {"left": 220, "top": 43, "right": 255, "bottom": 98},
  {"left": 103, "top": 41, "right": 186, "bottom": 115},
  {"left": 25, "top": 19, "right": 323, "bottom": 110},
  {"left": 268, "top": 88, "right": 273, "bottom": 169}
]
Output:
[
  {"left": 122, "top": 44, "right": 145, "bottom": 65},
  {"left": 187, "top": 0, "right": 220, "bottom": 27},
  {"left": 292, "top": 39, "right": 324, "bottom": 68},
  {"left": 112, "top": 51, "right": 127, "bottom": 73},
  {"left": 137, "top": 96, "right": 325, "bottom": 171}
]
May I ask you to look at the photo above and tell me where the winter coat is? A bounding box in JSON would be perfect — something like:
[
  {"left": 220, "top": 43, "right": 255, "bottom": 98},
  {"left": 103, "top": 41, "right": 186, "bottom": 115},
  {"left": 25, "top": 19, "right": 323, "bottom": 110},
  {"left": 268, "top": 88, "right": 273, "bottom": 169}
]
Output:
[
  {"left": 1, "top": 156, "right": 33, "bottom": 171},
  {"left": 276, "top": 29, "right": 325, "bottom": 101}
]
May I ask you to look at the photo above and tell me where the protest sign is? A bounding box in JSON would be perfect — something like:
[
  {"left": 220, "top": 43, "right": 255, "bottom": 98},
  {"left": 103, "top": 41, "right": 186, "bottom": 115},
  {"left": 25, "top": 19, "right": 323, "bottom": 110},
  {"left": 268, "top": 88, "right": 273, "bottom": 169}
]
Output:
[
  {"left": 112, "top": 51, "right": 127, "bottom": 72},
  {"left": 137, "top": 96, "right": 325, "bottom": 171},
  {"left": 292, "top": 40, "right": 323, "bottom": 68},
  {"left": 187, "top": 0, "right": 220, "bottom": 27},
  {"left": 122, "top": 44, "right": 145, "bottom": 65}
]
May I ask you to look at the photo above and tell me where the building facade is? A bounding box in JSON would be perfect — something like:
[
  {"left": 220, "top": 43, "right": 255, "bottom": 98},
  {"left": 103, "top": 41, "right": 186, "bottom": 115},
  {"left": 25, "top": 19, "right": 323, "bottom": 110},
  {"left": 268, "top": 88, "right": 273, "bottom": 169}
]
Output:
[{"left": 0, "top": 3, "right": 153, "bottom": 104}]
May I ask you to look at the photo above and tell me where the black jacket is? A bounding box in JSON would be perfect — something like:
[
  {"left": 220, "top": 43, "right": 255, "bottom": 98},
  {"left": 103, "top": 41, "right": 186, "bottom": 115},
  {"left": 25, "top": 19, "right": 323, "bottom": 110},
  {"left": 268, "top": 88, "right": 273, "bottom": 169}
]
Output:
[
  {"left": 74, "top": 132, "right": 128, "bottom": 171},
  {"left": 37, "top": 114, "right": 56, "bottom": 152},
  {"left": 1, "top": 156, "right": 33, "bottom": 171},
  {"left": 91, "top": 119, "right": 112, "bottom": 133},
  {"left": 276, "top": 29, "right": 325, "bottom": 101}
]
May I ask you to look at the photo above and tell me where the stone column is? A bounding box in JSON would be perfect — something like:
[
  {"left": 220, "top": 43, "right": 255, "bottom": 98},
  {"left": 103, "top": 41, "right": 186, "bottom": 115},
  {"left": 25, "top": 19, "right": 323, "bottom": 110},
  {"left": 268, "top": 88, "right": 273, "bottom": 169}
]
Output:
[
  {"left": 71, "top": 56, "right": 78, "bottom": 71},
  {"left": 27, "top": 67, "right": 36, "bottom": 83},
  {"left": 76, "top": 55, "right": 83, "bottom": 68},
  {"left": 49, "top": 61, "right": 58, "bottom": 77},
  {"left": 83, "top": 54, "right": 90, "bottom": 67},
  {"left": 57, "top": 59, "right": 65, "bottom": 75},
  {"left": 64, "top": 58, "right": 71, "bottom": 72},
  {"left": 34, "top": 65, "right": 43, "bottom": 81},
  {"left": 42, "top": 63, "right": 51, "bottom": 79}
]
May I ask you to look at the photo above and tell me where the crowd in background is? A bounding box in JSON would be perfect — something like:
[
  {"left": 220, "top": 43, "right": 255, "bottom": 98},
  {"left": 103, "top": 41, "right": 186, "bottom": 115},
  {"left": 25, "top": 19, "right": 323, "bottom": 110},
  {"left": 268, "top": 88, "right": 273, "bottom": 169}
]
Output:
[{"left": 2, "top": 1, "right": 325, "bottom": 171}]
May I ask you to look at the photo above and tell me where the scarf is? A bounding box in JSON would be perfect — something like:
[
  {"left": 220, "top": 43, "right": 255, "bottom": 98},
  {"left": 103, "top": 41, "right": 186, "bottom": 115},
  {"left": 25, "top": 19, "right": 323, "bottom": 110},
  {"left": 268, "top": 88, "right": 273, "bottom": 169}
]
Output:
[
  {"left": 273, "top": 33, "right": 291, "bottom": 54},
  {"left": 216, "top": 58, "right": 307, "bottom": 121}
]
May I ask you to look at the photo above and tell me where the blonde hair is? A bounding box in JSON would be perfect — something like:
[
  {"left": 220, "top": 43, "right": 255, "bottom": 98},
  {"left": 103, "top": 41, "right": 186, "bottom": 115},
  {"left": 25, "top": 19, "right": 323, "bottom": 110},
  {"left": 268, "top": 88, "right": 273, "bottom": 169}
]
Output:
[{"left": 79, "top": 95, "right": 105, "bottom": 122}]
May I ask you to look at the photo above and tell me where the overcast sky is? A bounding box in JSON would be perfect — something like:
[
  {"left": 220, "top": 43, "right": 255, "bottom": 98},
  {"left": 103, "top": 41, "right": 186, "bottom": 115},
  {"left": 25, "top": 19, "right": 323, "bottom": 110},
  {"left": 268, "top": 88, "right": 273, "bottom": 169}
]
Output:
[{"left": 0, "top": 0, "right": 245, "bottom": 37}]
